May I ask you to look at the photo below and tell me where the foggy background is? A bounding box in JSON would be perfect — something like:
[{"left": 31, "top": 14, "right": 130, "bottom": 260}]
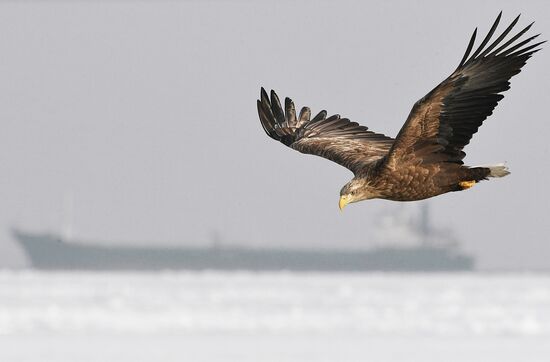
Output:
[{"left": 0, "top": 0, "right": 548, "bottom": 270}]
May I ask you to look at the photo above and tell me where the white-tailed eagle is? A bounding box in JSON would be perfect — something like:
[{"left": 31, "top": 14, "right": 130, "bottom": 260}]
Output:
[{"left": 257, "top": 13, "right": 543, "bottom": 209}]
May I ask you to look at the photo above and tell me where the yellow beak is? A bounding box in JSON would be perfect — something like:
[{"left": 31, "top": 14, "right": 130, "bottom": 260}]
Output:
[{"left": 339, "top": 195, "right": 350, "bottom": 211}]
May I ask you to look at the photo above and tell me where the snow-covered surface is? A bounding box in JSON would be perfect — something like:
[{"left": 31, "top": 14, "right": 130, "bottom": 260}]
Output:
[{"left": 1, "top": 271, "right": 549, "bottom": 361}]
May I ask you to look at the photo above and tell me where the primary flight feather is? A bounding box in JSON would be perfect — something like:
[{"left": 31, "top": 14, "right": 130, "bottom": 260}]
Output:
[{"left": 257, "top": 13, "right": 544, "bottom": 209}]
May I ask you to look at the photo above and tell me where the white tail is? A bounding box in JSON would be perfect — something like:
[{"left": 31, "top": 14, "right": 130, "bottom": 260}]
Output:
[{"left": 487, "top": 164, "right": 510, "bottom": 178}]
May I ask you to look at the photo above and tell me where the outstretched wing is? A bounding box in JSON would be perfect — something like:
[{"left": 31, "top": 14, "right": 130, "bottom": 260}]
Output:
[
  {"left": 386, "top": 13, "right": 544, "bottom": 169},
  {"left": 257, "top": 88, "right": 394, "bottom": 174}
]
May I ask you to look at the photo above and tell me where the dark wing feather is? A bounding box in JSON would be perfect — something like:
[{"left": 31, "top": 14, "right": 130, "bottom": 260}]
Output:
[
  {"left": 386, "top": 13, "right": 544, "bottom": 169},
  {"left": 257, "top": 89, "right": 394, "bottom": 174}
]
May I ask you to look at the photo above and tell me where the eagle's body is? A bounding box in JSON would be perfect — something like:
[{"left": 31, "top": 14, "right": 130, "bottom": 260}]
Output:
[
  {"left": 360, "top": 163, "right": 496, "bottom": 201},
  {"left": 257, "top": 13, "right": 543, "bottom": 208}
]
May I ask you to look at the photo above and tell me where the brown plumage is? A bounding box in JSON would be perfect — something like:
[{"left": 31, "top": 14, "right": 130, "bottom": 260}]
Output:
[{"left": 256, "top": 13, "right": 544, "bottom": 209}]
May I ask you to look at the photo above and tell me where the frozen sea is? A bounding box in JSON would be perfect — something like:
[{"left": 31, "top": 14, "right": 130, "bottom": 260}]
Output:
[{"left": 1, "top": 271, "right": 549, "bottom": 362}]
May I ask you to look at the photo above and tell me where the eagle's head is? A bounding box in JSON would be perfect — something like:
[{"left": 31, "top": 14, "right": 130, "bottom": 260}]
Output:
[{"left": 339, "top": 178, "right": 372, "bottom": 210}]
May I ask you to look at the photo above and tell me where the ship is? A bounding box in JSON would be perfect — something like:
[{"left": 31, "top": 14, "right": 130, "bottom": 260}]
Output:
[{"left": 11, "top": 204, "right": 475, "bottom": 271}]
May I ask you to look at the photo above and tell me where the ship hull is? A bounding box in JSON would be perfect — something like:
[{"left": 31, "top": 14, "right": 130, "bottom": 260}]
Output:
[{"left": 12, "top": 230, "right": 474, "bottom": 272}]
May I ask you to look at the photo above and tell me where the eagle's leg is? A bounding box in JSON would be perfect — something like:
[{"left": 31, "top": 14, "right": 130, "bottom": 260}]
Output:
[{"left": 459, "top": 180, "right": 476, "bottom": 190}]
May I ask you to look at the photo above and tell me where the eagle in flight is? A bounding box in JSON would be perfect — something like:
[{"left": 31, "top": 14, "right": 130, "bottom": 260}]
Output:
[{"left": 257, "top": 13, "right": 543, "bottom": 209}]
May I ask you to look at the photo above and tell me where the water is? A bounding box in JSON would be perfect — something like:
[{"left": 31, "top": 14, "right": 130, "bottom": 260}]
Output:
[{"left": 1, "top": 271, "right": 549, "bottom": 361}]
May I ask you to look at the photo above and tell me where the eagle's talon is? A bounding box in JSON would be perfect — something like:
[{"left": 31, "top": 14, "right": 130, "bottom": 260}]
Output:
[{"left": 459, "top": 180, "right": 476, "bottom": 190}]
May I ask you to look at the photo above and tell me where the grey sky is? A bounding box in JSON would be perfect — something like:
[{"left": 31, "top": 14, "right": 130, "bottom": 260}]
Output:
[{"left": 0, "top": 0, "right": 548, "bottom": 269}]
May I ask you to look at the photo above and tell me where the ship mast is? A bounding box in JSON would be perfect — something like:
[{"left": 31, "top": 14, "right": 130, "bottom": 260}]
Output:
[
  {"left": 419, "top": 203, "right": 430, "bottom": 245},
  {"left": 61, "top": 191, "right": 74, "bottom": 242}
]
